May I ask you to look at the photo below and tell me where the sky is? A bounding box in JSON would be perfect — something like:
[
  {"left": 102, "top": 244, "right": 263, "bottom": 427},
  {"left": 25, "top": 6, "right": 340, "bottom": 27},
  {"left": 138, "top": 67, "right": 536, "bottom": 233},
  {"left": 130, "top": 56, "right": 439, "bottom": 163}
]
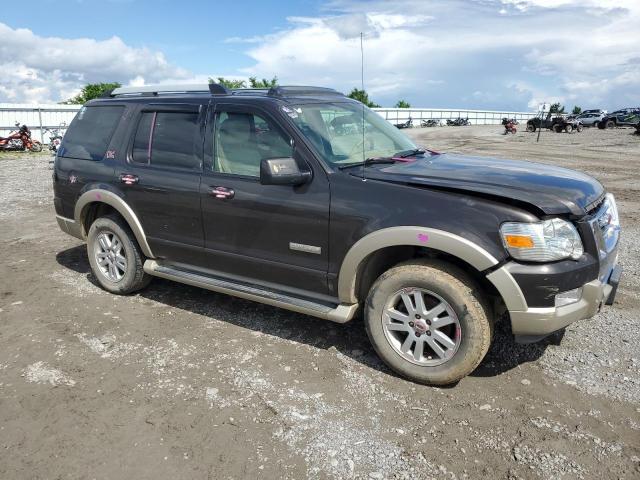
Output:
[{"left": 1, "top": 0, "right": 638, "bottom": 111}]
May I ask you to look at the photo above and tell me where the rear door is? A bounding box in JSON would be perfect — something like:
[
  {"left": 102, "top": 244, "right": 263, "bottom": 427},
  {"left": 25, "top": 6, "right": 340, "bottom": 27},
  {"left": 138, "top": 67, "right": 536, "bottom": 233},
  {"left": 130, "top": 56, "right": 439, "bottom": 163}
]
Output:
[
  {"left": 115, "top": 103, "right": 205, "bottom": 263},
  {"left": 199, "top": 102, "right": 331, "bottom": 297}
]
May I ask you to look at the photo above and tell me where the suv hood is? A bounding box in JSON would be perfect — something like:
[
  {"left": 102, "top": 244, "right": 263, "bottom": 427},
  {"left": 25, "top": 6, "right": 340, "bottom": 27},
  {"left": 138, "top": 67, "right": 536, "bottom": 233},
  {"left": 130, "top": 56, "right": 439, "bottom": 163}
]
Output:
[{"left": 364, "top": 153, "right": 604, "bottom": 216}]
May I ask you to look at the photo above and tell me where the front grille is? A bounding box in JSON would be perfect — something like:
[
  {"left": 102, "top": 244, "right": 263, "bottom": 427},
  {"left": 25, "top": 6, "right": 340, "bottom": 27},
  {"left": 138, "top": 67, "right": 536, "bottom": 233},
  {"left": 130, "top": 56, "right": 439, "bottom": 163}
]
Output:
[
  {"left": 585, "top": 192, "right": 606, "bottom": 216},
  {"left": 589, "top": 194, "right": 620, "bottom": 282}
]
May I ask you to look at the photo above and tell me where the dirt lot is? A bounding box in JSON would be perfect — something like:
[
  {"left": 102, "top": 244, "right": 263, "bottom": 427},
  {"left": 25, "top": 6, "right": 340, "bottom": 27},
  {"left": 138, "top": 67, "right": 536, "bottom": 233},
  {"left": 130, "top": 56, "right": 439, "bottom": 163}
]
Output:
[{"left": 1, "top": 126, "right": 639, "bottom": 480}]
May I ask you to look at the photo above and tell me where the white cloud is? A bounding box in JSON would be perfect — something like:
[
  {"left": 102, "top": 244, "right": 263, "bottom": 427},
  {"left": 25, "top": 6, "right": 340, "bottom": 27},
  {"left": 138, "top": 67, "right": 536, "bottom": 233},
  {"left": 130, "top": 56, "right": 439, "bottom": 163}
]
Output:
[
  {"left": 237, "top": 0, "right": 640, "bottom": 110},
  {"left": 0, "top": 22, "right": 191, "bottom": 103},
  {"left": 2, "top": 1, "right": 639, "bottom": 110}
]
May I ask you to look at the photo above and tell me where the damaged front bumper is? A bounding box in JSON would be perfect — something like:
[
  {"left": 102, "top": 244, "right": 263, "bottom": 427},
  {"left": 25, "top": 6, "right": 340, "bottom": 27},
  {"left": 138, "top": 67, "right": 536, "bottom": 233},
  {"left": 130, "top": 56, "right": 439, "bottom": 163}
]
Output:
[{"left": 509, "top": 264, "right": 622, "bottom": 343}]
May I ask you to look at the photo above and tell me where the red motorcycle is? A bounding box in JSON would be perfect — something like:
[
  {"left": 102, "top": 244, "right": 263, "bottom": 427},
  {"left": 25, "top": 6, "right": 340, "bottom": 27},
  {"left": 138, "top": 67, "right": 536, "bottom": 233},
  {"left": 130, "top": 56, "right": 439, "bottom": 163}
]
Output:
[
  {"left": 502, "top": 117, "right": 517, "bottom": 135},
  {"left": 0, "top": 122, "right": 43, "bottom": 152}
]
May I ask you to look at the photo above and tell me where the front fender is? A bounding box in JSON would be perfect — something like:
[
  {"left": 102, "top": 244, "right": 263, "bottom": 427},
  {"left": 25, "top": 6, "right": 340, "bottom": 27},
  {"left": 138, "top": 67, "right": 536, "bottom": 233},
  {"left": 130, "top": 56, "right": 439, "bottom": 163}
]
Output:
[{"left": 337, "top": 226, "right": 499, "bottom": 303}]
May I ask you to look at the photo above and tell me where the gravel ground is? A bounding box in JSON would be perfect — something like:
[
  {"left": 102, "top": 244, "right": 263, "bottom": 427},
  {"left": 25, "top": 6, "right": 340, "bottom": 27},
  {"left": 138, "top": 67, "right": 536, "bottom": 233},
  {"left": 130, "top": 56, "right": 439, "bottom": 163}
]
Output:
[{"left": 1, "top": 126, "right": 639, "bottom": 480}]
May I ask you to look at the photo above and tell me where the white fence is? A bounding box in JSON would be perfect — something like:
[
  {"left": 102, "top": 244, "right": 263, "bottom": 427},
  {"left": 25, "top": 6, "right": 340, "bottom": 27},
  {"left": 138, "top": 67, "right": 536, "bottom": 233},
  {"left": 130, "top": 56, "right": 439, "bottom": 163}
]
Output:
[
  {"left": 0, "top": 104, "right": 80, "bottom": 143},
  {"left": 1, "top": 104, "right": 538, "bottom": 143},
  {"left": 373, "top": 108, "right": 537, "bottom": 125}
]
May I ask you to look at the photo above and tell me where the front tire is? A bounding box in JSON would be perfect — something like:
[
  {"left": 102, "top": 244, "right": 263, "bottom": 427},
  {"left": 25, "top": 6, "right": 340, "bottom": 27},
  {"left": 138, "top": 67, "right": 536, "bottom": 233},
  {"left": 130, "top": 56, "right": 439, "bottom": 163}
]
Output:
[
  {"left": 606, "top": 120, "right": 615, "bottom": 129},
  {"left": 87, "top": 214, "right": 151, "bottom": 294},
  {"left": 30, "top": 141, "right": 43, "bottom": 152},
  {"left": 364, "top": 260, "right": 493, "bottom": 385},
  {"left": 526, "top": 123, "right": 536, "bottom": 132}
]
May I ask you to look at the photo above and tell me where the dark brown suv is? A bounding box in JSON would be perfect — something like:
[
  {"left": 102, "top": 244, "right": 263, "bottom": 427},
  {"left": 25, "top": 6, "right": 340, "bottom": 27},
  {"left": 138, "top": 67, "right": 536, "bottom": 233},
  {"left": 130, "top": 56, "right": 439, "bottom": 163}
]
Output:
[{"left": 53, "top": 83, "right": 622, "bottom": 385}]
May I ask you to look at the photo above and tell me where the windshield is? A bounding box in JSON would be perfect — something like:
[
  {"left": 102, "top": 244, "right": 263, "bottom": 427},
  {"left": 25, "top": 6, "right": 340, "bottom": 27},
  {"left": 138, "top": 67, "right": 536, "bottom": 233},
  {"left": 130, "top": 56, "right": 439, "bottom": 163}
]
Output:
[{"left": 285, "top": 102, "right": 416, "bottom": 167}]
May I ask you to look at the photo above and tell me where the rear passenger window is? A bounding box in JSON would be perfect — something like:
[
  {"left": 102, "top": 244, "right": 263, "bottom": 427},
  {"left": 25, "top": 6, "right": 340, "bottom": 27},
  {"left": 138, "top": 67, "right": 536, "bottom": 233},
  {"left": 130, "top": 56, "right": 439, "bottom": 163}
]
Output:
[
  {"left": 60, "top": 105, "right": 124, "bottom": 161},
  {"left": 131, "top": 111, "right": 200, "bottom": 170}
]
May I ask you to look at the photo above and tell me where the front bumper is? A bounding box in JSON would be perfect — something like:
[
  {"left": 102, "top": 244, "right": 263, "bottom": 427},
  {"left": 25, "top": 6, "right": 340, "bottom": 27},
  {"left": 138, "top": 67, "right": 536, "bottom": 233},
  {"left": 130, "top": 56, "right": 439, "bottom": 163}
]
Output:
[{"left": 509, "top": 264, "right": 622, "bottom": 343}]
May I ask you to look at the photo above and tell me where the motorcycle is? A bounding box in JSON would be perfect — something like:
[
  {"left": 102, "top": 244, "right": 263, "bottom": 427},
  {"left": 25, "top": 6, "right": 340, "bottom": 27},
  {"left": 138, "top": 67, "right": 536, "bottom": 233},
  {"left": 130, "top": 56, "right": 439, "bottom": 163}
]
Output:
[
  {"left": 502, "top": 117, "right": 518, "bottom": 134},
  {"left": 44, "top": 122, "right": 66, "bottom": 153},
  {"left": 420, "top": 119, "right": 441, "bottom": 127},
  {"left": 447, "top": 117, "right": 471, "bottom": 126},
  {"left": 0, "top": 122, "right": 43, "bottom": 152},
  {"left": 394, "top": 117, "right": 413, "bottom": 129}
]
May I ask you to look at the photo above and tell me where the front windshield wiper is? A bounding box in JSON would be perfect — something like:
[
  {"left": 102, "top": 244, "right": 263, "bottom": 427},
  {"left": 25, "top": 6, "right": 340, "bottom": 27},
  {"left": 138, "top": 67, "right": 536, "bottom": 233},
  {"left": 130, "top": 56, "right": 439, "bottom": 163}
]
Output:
[
  {"left": 337, "top": 157, "right": 398, "bottom": 170},
  {"left": 394, "top": 148, "right": 426, "bottom": 158}
]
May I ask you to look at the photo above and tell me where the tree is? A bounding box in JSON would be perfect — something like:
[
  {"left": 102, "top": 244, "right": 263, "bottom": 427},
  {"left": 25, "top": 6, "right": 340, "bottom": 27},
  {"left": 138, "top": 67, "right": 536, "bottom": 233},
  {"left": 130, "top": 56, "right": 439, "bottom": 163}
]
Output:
[
  {"left": 208, "top": 75, "right": 278, "bottom": 89},
  {"left": 572, "top": 105, "right": 582, "bottom": 115},
  {"left": 66, "top": 82, "right": 121, "bottom": 104},
  {"left": 549, "top": 102, "right": 565, "bottom": 114},
  {"left": 347, "top": 88, "right": 380, "bottom": 108},
  {"left": 395, "top": 100, "right": 411, "bottom": 108},
  {"left": 209, "top": 77, "right": 247, "bottom": 89},
  {"left": 248, "top": 76, "right": 278, "bottom": 88}
]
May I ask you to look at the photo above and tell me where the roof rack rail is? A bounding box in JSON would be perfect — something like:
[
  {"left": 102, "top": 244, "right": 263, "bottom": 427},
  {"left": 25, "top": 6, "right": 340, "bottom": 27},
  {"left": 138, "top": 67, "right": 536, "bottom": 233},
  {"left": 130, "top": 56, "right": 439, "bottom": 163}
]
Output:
[
  {"left": 109, "top": 83, "right": 230, "bottom": 97},
  {"left": 230, "top": 88, "right": 270, "bottom": 96},
  {"left": 267, "top": 86, "right": 343, "bottom": 97}
]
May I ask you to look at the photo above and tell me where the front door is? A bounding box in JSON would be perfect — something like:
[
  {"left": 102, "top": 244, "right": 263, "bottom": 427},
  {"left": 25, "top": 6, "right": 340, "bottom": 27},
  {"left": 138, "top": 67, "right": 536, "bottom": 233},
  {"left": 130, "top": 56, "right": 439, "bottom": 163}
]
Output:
[
  {"left": 115, "top": 103, "right": 205, "bottom": 263},
  {"left": 200, "top": 102, "right": 331, "bottom": 298}
]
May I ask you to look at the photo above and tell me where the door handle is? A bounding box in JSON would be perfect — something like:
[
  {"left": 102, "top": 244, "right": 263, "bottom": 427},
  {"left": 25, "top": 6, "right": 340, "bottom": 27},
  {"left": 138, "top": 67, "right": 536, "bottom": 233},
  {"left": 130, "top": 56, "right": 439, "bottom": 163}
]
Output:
[
  {"left": 119, "top": 173, "right": 139, "bottom": 185},
  {"left": 210, "top": 186, "right": 234, "bottom": 199}
]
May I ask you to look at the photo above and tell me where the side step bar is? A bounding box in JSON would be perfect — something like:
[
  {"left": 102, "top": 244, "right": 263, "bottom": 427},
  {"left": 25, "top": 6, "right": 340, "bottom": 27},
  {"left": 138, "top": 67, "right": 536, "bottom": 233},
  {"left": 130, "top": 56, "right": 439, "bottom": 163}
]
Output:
[{"left": 143, "top": 260, "right": 358, "bottom": 324}]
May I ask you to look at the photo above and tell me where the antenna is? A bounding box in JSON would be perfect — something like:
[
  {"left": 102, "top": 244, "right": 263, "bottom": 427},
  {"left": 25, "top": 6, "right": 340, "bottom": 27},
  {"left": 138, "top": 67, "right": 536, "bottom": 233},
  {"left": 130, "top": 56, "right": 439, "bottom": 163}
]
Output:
[{"left": 360, "top": 32, "right": 366, "bottom": 182}]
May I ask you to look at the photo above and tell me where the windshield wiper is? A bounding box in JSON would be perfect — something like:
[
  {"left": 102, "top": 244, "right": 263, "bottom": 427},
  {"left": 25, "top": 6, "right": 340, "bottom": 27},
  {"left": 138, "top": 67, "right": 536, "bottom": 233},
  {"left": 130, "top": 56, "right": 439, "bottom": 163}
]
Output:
[
  {"left": 337, "top": 157, "right": 398, "bottom": 170},
  {"left": 394, "top": 148, "right": 426, "bottom": 158}
]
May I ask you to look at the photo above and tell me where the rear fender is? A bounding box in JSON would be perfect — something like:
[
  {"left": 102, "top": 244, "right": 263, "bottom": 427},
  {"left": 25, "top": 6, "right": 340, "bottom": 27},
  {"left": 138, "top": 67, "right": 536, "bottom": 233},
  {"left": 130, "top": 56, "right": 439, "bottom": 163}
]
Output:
[{"left": 74, "top": 188, "right": 154, "bottom": 258}]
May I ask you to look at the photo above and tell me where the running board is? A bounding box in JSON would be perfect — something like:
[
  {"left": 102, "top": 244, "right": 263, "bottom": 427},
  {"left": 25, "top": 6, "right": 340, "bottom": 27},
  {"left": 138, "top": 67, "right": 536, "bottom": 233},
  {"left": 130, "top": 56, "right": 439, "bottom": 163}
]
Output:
[{"left": 143, "top": 260, "right": 358, "bottom": 324}]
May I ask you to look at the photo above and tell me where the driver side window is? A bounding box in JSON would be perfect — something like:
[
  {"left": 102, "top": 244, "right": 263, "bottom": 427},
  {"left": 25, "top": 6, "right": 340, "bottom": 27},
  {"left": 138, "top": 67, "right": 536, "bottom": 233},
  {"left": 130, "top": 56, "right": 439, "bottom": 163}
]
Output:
[{"left": 214, "top": 111, "right": 292, "bottom": 177}]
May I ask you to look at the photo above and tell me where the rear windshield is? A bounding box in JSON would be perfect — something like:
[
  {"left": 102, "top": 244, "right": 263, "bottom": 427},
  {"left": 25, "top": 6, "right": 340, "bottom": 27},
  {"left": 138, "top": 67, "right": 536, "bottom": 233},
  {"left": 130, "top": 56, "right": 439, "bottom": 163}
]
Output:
[{"left": 60, "top": 105, "right": 124, "bottom": 160}]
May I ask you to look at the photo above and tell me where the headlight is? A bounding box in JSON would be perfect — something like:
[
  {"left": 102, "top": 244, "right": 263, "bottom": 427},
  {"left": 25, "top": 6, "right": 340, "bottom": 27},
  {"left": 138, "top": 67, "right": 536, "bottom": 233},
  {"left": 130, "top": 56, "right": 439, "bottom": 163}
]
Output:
[{"left": 500, "top": 218, "right": 584, "bottom": 262}]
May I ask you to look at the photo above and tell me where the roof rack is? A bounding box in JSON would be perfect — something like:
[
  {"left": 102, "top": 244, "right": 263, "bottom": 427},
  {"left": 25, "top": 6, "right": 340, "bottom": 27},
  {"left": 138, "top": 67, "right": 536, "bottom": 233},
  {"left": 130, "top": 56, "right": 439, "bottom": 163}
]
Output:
[
  {"left": 108, "top": 83, "right": 230, "bottom": 97},
  {"left": 267, "top": 86, "right": 343, "bottom": 97},
  {"left": 230, "top": 88, "right": 270, "bottom": 96},
  {"left": 103, "top": 84, "right": 343, "bottom": 99}
]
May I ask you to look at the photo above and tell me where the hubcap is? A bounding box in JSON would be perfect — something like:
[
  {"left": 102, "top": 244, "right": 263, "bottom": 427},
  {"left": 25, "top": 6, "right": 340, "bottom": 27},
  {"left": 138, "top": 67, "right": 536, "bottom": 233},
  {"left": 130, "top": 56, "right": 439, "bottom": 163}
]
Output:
[
  {"left": 94, "top": 231, "right": 127, "bottom": 282},
  {"left": 382, "top": 288, "right": 461, "bottom": 366}
]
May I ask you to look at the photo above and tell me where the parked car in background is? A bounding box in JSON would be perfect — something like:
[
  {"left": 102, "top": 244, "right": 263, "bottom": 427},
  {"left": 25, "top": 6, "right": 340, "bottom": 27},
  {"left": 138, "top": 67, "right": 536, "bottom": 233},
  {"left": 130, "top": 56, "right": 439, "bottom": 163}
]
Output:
[
  {"left": 598, "top": 108, "right": 640, "bottom": 129},
  {"left": 581, "top": 109, "right": 607, "bottom": 116},
  {"left": 576, "top": 112, "right": 604, "bottom": 127}
]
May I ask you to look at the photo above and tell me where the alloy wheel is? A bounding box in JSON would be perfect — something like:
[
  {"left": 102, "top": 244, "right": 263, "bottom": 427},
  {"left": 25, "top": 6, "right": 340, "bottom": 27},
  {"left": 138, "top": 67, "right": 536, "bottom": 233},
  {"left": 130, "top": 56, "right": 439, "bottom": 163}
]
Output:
[
  {"left": 382, "top": 288, "right": 461, "bottom": 366},
  {"left": 94, "top": 231, "right": 127, "bottom": 282}
]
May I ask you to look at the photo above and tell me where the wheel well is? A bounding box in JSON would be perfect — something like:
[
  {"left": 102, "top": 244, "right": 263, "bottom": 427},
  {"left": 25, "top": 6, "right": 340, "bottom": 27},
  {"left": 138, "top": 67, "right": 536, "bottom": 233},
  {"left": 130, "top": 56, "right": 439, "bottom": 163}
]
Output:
[
  {"left": 81, "top": 202, "right": 122, "bottom": 236},
  {"left": 354, "top": 246, "right": 504, "bottom": 315}
]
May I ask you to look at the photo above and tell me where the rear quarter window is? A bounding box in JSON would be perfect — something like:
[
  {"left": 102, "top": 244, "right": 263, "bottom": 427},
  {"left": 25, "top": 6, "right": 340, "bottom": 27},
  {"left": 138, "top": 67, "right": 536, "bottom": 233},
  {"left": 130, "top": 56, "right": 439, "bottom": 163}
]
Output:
[
  {"left": 130, "top": 111, "right": 200, "bottom": 170},
  {"left": 60, "top": 105, "right": 124, "bottom": 161}
]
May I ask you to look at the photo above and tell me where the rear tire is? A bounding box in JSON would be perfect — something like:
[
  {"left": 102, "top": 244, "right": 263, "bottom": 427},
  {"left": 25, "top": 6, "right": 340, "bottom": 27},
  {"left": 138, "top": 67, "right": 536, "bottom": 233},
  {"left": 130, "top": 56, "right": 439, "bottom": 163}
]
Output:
[
  {"left": 606, "top": 120, "right": 615, "bottom": 129},
  {"left": 29, "top": 141, "right": 43, "bottom": 152},
  {"left": 565, "top": 124, "right": 573, "bottom": 133},
  {"left": 526, "top": 123, "right": 535, "bottom": 133},
  {"left": 553, "top": 124, "right": 562, "bottom": 133},
  {"left": 364, "top": 260, "right": 493, "bottom": 385},
  {"left": 87, "top": 214, "right": 151, "bottom": 294}
]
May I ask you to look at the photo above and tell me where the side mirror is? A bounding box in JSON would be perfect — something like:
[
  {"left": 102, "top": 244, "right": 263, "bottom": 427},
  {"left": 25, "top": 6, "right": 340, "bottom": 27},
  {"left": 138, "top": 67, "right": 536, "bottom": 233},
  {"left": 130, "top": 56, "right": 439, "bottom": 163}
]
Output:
[{"left": 260, "top": 157, "right": 311, "bottom": 186}]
